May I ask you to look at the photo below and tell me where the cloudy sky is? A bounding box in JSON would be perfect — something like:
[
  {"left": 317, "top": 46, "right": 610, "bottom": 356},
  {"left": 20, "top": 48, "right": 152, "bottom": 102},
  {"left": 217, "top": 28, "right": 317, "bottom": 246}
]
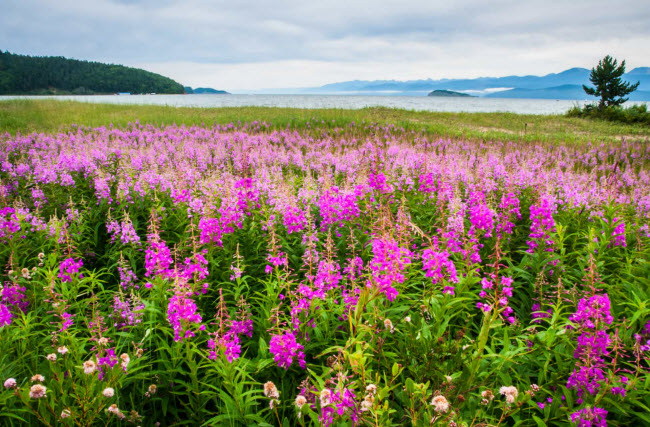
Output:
[{"left": 2, "top": 0, "right": 650, "bottom": 91}]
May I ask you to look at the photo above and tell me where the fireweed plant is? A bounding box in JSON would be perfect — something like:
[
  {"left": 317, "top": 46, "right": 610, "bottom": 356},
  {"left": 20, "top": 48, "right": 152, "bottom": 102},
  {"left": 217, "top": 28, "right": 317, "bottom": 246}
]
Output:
[{"left": 0, "top": 121, "right": 650, "bottom": 426}]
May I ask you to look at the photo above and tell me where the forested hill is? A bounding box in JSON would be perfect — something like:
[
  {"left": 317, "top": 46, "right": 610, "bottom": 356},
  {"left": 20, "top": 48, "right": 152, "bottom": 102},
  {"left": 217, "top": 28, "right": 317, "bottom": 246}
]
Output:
[{"left": 0, "top": 51, "right": 185, "bottom": 95}]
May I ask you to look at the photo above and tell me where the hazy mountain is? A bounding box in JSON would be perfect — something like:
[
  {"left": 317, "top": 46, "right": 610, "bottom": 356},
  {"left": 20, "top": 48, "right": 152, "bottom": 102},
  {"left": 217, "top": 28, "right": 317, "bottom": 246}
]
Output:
[
  {"left": 287, "top": 67, "right": 650, "bottom": 100},
  {"left": 485, "top": 84, "right": 650, "bottom": 101}
]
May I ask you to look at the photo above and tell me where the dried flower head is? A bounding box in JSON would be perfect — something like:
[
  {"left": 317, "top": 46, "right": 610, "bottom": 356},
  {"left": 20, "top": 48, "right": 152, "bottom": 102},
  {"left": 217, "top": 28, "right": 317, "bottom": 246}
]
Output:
[
  {"left": 384, "top": 318, "right": 395, "bottom": 333},
  {"left": 320, "top": 388, "right": 332, "bottom": 406},
  {"left": 499, "top": 386, "right": 518, "bottom": 404},
  {"left": 295, "top": 395, "right": 307, "bottom": 407},
  {"left": 430, "top": 395, "right": 450, "bottom": 413},
  {"left": 481, "top": 390, "right": 494, "bottom": 400},
  {"left": 366, "top": 384, "right": 378, "bottom": 395},
  {"left": 83, "top": 360, "right": 96, "bottom": 375},
  {"left": 31, "top": 374, "right": 45, "bottom": 383},
  {"left": 29, "top": 384, "right": 47, "bottom": 399},
  {"left": 107, "top": 404, "right": 120, "bottom": 415},
  {"left": 263, "top": 381, "right": 279, "bottom": 399},
  {"left": 120, "top": 353, "right": 130, "bottom": 370}
]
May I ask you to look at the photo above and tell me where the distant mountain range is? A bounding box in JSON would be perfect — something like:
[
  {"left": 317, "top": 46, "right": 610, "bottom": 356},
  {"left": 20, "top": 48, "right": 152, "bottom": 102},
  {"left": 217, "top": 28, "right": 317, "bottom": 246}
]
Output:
[
  {"left": 257, "top": 67, "right": 650, "bottom": 100},
  {"left": 485, "top": 84, "right": 650, "bottom": 100}
]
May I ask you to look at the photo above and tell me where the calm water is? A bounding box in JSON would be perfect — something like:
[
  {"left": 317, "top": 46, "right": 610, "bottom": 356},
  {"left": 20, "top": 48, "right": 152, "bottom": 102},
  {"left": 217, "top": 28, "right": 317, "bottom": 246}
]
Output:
[{"left": 2, "top": 94, "right": 648, "bottom": 115}]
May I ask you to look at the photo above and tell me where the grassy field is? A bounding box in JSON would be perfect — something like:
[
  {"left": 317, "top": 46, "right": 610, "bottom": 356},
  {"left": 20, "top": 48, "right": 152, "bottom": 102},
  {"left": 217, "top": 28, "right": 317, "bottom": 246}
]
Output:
[{"left": 1, "top": 98, "right": 649, "bottom": 143}]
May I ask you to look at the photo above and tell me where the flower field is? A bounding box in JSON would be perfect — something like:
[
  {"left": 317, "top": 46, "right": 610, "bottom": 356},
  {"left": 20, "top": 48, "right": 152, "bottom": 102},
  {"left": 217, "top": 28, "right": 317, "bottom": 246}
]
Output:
[{"left": 1, "top": 120, "right": 650, "bottom": 426}]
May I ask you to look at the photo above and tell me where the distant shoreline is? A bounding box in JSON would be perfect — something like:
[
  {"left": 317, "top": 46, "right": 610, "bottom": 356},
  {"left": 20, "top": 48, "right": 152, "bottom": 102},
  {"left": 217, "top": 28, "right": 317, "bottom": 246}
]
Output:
[{"left": 4, "top": 94, "right": 648, "bottom": 116}]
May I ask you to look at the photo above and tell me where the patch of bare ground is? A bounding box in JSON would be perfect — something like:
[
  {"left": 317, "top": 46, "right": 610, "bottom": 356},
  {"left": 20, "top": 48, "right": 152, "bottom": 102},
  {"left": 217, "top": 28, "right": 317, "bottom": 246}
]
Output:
[
  {"left": 475, "top": 126, "right": 517, "bottom": 134},
  {"left": 573, "top": 131, "right": 650, "bottom": 142},
  {"left": 615, "top": 134, "right": 650, "bottom": 141}
]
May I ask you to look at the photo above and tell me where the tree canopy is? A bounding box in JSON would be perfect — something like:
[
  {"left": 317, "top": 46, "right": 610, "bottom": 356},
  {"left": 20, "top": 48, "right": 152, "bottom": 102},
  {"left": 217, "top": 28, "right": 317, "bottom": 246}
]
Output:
[
  {"left": 0, "top": 51, "right": 185, "bottom": 95},
  {"left": 583, "top": 55, "right": 640, "bottom": 109}
]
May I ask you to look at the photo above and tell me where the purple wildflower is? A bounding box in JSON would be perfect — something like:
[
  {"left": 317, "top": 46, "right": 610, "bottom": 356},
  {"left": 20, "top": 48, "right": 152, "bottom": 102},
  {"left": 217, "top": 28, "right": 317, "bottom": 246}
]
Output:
[
  {"left": 570, "top": 407, "right": 607, "bottom": 427},
  {"left": 167, "top": 289, "right": 204, "bottom": 342},
  {"left": 368, "top": 237, "right": 412, "bottom": 301},
  {"left": 58, "top": 258, "right": 83, "bottom": 282},
  {"left": 269, "top": 331, "right": 306, "bottom": 370}
]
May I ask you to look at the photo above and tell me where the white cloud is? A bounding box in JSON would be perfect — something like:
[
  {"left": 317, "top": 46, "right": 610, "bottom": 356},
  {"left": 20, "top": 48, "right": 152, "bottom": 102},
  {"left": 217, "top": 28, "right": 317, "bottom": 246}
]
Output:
[{"left": 2, "top": 0, "right": 650, "bottom": 89}]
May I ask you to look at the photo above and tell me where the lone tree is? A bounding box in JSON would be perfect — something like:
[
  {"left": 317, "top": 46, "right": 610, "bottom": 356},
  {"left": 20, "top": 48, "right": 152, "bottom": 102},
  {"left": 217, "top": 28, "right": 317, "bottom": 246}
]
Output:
[{"left": 583, "top": 55, "right": 639, "bottom": 109}]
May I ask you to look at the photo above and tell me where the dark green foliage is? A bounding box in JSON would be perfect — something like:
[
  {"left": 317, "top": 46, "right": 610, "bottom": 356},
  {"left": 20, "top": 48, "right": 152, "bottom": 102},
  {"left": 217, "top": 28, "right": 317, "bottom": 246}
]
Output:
[
  {"left": 567, "top": 103, "right": 650, "bottom": 125},
  {"left": 0, "top": 51, "right": 186, "bottom": 95},
  {"left": 583, "top": 55, "right": 640, "bottom": 109}
]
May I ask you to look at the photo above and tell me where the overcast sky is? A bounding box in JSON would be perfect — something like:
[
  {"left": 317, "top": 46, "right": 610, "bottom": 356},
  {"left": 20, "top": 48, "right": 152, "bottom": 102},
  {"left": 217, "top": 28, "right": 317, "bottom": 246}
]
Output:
[{"left": 2, "top": 0, "right": 650, "bottom": 91}]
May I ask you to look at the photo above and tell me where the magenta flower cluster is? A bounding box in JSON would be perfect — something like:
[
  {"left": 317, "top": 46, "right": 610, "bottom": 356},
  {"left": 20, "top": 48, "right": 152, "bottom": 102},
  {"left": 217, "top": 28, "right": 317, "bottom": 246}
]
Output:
[
  {"left": 111, "top": 294, "right": 145, "bottom": 329},
  {"left": 167, "top": 290, "right": 205, "bottom": 342},
  {"left": 368, "top": 237, "right": 413, "bottom": 301},
  {"left": 421, "top": 247, "right": 458, "bottom": 295},
  {"left": 570, "top": 406, "right": 608, "bottom": 427},
  {"left": 0, "top": 303, "right": 11, "bottom": 327},
  {"left": 97, "top": 347, "right": 119, "bottom": 381},
  {"left": 319, "top": 388, "right": 359, "bottom": 427},
  {"left": 207, "top": 317, "right": 253, "bottom": 363},
  {"left": 106, "top": 219, "right": 140, "bottom": 245},
  {"left": 58, "top": 257, "right": 83, "bottom": 282},
  {"left": 269, "top": 330, "right": 306, "bottom": 370},
  {"left": 477, "top": 275, "right": 516, "bottom": 323},
  {"left": 0, "top": 207, "right": 21, "bottom": 241},
  {"left": 144, "top": 240, "right": 173, "bottom": 278},
  {"left": 527, "top": 197, "right": 557, "bottom": 253},
  {"left": 567, "top": 293, "right": 615, "bottom": 415}
]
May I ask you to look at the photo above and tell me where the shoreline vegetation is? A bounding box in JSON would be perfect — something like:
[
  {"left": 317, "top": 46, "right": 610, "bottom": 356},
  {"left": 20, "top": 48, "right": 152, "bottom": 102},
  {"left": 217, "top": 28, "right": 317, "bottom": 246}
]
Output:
[
  {"left": 567, "top": 104, "right": 650, "bottom": 126},
  {"left": 1, "top": 99, "right": 649, "bottom": 144}
]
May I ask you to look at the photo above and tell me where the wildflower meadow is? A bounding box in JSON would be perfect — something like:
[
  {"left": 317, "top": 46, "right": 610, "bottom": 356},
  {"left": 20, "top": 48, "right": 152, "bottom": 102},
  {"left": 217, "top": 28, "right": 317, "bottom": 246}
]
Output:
[{"left": 1, "top": 120, "right": 650, "bottom": 426}]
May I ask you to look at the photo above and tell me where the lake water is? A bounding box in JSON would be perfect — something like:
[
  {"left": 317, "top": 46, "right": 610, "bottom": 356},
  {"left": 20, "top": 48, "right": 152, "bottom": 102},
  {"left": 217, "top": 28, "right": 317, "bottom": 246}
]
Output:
[{"left": 2, "top": 94, "right": 648, "bottom": 115}]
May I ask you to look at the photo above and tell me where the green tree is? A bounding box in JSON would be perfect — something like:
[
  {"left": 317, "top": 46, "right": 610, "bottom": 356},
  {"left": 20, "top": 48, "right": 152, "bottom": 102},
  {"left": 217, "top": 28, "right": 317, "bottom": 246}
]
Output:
[{"left": 583, "top": 55, "right": 640, "bottom": 109}]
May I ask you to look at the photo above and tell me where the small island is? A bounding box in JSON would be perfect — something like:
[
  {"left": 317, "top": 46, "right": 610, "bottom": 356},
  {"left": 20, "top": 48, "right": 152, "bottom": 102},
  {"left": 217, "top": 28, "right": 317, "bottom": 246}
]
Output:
[
  {"left": 184, "top": 87, "right": 230, "bottom": 94},
  {"left": 427, "top": 89, "right": 473, "bottom": 97}
]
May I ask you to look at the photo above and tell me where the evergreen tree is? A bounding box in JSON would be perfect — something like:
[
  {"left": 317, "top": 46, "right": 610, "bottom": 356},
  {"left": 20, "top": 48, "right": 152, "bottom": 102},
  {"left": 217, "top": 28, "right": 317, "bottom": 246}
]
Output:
[{"left": 583, "top": 55, "right": 639, "bottom": 109}]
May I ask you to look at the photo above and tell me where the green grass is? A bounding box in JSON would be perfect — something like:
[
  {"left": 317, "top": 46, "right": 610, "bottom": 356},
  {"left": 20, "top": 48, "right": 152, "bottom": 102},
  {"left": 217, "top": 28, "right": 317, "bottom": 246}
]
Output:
[{"left": 1, "top": 99, "right": 649, "bottom": 144}]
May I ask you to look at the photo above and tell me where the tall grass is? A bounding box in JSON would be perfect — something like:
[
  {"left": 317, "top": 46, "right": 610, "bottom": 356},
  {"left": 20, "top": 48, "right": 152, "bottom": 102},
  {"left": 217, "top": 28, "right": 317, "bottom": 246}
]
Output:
[{"left": 1, "top": 99, "right": 649, "bottom": 144}]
